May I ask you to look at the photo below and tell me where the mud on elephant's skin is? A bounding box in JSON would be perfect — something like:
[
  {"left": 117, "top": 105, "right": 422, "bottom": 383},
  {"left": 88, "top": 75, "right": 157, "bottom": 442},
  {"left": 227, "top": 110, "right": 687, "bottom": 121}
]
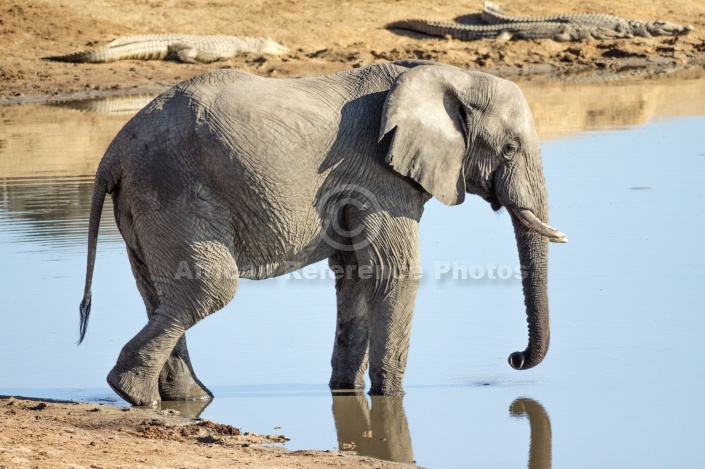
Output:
[{"left": 78, "top": 59, "right": 566, "bottom": 406}]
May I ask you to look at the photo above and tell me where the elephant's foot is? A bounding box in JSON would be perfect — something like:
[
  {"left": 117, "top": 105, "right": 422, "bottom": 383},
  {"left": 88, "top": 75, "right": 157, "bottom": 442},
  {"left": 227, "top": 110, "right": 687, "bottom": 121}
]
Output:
[
  {"left": 329, "top": 377, "right": 366, "bottom": 391},
  {"left": 368, "top": 386, "right": 406, "bottom": 397},
  {"left": 107, "top": 366, "right": 160, "bottom": 407},
  {"left": 368, "top": 373, "right": 405, "bottom": 396},
  {"left": 158, "top": 358, "right": 213, "bottom": 401},
  {"left": 157, "top": 337, "right": 213, "bottom": 401},
  {"left": 329, "top": 359, "right": 368, "bottom": 391}
]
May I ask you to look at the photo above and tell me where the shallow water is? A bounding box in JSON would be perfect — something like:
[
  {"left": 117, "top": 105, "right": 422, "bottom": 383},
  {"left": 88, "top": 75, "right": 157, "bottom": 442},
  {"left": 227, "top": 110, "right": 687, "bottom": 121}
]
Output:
[{"left": 2, "top": 69, "right": 705, "bottom": 468}]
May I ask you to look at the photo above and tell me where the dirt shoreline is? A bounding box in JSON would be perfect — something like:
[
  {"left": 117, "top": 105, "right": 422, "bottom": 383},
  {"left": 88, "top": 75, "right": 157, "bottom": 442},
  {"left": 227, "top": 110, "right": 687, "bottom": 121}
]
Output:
[{"left": 0, "top": 396, "right": 415, "bottom": 468}]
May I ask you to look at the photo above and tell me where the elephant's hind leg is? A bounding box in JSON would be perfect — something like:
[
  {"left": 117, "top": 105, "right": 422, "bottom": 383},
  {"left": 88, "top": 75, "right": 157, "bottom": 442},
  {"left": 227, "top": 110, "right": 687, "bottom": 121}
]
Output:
[
  {"left": 126, "top": 247, "right": 213, "bottom": 401},
  {"left": 158, "top": 336, "right": 213, "bottom": 401},
  {"left": 109, "top": 215, "right": 238, "bottom": 406},
  {"left": 107, "top": 313, "right": 186, "bottom": 406}
]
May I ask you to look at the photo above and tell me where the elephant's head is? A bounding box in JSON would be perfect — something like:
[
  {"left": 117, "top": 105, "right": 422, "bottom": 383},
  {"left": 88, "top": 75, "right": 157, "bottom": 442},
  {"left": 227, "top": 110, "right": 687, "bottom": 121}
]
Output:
[{"left": 380, "top": 64, "right": 566, "bottom": 370}]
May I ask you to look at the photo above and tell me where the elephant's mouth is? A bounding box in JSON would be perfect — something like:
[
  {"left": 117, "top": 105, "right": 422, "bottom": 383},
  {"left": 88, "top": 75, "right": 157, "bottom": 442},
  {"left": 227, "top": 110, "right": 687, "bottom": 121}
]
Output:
[
  {"left": 476, "top": 178, "right": 502, "bottom": 211},
  {"left": 475, "top": 179, "right": 566, "bottom": 243},
  {"left": 510, "top": 207, "right": 568, "bottom": 243},
  {"left": 484, "top": 194, "right": 502, "bottom": 212}
]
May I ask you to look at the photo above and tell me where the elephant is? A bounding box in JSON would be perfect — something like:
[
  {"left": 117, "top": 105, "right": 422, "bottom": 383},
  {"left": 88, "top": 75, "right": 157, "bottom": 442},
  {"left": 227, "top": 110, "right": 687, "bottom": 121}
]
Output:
[{"left": 78, "top": 59, "right": 566, "bottom": 406}]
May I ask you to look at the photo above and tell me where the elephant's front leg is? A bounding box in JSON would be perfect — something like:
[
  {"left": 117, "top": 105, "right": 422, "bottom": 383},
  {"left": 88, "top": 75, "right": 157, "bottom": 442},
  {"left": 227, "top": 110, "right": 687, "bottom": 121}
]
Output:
[
  {"left": 329, "top": 251, "right": 369, "bottom": 390},
  {"left": 364, "top": 272, "right": 419, "bottom": 395},
  {"left": 351, "top": 210, "right": 422, "bottom": 396}
]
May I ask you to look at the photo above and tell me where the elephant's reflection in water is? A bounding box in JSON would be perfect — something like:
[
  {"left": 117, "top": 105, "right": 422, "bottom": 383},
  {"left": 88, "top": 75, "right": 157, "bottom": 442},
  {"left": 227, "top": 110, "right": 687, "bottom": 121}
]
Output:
[
  {"left": 331, "top": 391, "right": 414, "bottom": 464},
  {"left": 160, "top": 393, "right": 551, "bottom": 468},
  {"left": 159, "top": 399, "right": 212, "bottom": 419},
  {"left": 332, "top": 393, "right": 552, "bottom": 467},
  {"left": 510, "top": 398, "right": 552, "bottom": 469}
]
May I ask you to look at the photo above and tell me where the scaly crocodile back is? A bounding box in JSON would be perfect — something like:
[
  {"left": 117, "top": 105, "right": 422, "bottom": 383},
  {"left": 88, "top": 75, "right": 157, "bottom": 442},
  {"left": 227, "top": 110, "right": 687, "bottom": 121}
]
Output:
[
  {"left": 387, "top": 19, "right": 588, "bottom": 41},
  {"left": 480, "top": 2, "right": 691, "bottom": 38}
]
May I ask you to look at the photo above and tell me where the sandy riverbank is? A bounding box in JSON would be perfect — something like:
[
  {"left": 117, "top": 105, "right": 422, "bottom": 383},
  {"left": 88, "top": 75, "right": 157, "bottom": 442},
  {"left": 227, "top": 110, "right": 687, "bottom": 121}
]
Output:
[
  {"left": 1, "top": 0, "right": 704, "bottom": 103},
  {"left": 0, "top": 396, "right": 415, "bottom": 468}
]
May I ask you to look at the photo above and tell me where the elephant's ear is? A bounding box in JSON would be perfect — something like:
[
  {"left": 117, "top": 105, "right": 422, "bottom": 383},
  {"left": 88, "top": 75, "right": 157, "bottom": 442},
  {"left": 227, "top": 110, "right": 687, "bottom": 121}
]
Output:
[{"left": 380, "top": 65, "right": 472, "bottom": 206}]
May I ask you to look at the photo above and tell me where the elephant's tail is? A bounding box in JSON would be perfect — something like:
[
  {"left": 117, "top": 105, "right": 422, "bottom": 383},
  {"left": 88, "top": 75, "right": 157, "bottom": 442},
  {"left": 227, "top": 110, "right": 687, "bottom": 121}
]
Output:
[{"left": 78, "top": 174, "right": 109, "bottom": 345}]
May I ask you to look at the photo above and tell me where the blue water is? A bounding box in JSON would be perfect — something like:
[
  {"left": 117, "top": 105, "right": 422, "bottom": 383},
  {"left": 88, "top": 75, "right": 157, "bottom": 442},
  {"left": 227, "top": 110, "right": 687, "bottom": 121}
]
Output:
[{"left": 1, "top": 76, "right": 704, "bottom": 468}]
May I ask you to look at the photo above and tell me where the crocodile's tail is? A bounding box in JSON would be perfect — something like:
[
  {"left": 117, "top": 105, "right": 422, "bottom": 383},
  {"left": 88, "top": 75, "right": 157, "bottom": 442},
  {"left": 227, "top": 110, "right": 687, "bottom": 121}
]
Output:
[
  {"left": 44, "top": 51, "right": 100, "bottom": 63},
  {"left": 387, "top": 19, "right": 499, "bottom": 41},
  {"left": 387, "top": 19, "right": 461, "bottom": 37},
  {"left": 78, "top": 172, "right": 109, "bottom": 344}
]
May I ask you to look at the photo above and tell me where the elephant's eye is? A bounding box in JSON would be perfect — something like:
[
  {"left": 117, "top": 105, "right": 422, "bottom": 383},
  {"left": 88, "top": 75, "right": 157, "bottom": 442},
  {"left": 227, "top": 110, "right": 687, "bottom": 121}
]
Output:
[{"left": 502, "top": 142, "right": 519, "bottom": 159}]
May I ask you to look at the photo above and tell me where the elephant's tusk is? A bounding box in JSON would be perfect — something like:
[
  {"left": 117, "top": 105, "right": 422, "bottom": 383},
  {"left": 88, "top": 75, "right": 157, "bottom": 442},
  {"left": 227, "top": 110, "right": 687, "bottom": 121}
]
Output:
[{"left": 510, "top": 207, "right": 568, "bottom": 243}]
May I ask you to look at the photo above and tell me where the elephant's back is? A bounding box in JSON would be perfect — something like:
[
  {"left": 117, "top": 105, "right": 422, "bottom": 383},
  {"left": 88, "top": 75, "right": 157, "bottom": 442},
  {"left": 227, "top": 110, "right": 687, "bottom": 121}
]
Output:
[
  {"left": 102, "top": 66, "right": 405, "bottom": 278},
  {"left": 172, "top": 71, "right": 345, "bottom": 269}
]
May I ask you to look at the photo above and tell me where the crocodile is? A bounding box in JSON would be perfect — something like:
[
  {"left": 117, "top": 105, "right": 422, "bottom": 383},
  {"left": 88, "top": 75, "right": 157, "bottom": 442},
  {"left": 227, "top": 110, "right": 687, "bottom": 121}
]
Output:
[
  {"left": 387, "top": 2, "right": 692, "bottom": 42},
  {"left": 481, "top": 2, "right": 692, "bottom": 38},
  {"left": 45, "top": 34, "right": 289, "bottom": 63},
  {"left": 386, "top": 19, "right": 631, "bottom": 42}
]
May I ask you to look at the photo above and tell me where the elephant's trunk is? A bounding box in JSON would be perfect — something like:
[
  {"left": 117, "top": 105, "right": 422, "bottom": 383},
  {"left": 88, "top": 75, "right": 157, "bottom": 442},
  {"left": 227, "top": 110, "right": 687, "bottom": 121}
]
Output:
[{"left": 508, "top": 213, "right": 551, "bottom": 370}]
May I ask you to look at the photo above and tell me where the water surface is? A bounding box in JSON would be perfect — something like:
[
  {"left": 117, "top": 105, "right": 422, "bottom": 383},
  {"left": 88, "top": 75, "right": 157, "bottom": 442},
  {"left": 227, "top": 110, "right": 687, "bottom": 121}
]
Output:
[{"left": 1, "top": 70, "right": 704, "bottom": 468}]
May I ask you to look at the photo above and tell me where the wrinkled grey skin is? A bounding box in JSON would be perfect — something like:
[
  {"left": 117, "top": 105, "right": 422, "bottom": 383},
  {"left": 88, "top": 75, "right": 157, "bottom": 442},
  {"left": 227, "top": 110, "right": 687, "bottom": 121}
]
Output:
[{"left": 79, "top": 60, "right": 566, "bottom": 406}]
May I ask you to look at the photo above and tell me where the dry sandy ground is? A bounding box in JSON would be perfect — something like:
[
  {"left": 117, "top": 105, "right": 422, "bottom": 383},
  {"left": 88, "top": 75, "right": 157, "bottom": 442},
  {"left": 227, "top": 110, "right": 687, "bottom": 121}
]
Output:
[
  {"left": 1, "top": 0, "right": 704, "bottom": 102},
  {"left": 1, "top": 1, "right": 705, "bottom": 467},
  {"left": 0, "top": 397, "right": 414, "bottom": 468}
]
